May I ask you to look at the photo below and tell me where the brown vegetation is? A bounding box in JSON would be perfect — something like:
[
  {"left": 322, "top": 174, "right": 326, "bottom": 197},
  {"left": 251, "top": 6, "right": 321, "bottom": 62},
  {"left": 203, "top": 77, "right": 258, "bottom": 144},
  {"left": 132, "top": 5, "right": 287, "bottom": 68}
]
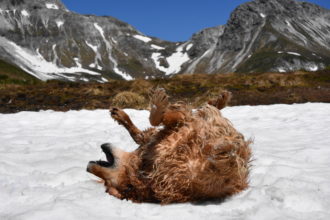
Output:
[{"left": 0, "top": 70, "right": 330, "bottom": 113}]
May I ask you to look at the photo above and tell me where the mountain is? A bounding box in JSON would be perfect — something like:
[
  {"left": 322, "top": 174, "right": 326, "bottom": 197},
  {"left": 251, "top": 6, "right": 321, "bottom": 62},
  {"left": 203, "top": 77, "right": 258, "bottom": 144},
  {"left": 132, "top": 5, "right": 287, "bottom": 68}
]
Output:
[
  {"left": 0, "top": 0, "right": 178, "bottom": 82},
  {"left": 0, "top": 0, "right": 330, "bottom": 82},
  {"left": 184, "top": 0, "right": 330, "bottom": 74}
]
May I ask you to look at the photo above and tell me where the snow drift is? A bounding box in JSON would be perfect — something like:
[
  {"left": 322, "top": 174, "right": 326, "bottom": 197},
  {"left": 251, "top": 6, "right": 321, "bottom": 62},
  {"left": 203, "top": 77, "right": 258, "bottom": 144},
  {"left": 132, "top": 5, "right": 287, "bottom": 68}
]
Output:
[{"left": 0, "top": 103, "right": 330, "bottom": 219}]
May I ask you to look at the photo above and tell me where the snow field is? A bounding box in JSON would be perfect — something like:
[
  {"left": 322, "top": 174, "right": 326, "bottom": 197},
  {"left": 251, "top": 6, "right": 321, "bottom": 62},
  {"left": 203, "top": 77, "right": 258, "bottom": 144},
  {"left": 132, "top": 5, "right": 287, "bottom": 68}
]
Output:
[{"left": 0, "top": 103, "right": 330, "bottom": 219}]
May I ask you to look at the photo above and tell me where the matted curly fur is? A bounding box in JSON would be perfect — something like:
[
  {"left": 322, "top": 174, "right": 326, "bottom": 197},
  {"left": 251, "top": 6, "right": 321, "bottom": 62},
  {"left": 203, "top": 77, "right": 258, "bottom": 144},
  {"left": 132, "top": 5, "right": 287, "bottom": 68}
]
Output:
[{"left": 87, "top": 89, "right": 251, "bottom": 204}]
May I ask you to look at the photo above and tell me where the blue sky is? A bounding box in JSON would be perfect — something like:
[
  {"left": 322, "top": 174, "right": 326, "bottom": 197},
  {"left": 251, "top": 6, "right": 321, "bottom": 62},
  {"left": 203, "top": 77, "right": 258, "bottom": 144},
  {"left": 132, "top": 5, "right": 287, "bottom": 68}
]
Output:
[{"left": 62, "top": 0, "right": 330, "bottom": 42}]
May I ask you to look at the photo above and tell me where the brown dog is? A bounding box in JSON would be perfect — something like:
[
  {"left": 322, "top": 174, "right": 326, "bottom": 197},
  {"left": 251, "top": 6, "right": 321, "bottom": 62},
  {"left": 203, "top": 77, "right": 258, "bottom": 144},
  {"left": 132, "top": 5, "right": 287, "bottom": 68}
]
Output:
[{"left": 87, "top": 89, "right": 251, "bottom": 204}]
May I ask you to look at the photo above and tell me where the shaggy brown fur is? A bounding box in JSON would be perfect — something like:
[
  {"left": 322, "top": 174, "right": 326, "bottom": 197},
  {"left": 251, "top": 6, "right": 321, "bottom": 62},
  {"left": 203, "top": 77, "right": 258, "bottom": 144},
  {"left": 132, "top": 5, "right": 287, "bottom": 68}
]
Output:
[{"left": 87, "top": 89, "right": 251, "bottom": 204}]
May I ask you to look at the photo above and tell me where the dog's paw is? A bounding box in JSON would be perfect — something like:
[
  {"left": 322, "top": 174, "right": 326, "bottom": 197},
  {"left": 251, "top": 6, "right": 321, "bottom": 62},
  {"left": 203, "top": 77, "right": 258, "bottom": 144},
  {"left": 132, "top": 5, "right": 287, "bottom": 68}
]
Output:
[
  {"left": 149, "top": 88, "right": 169, "bottom": 126},
  {"left": 208, "top": 91, "right": 232, "bottom": 110},
  {"left": 105, "top": 183, "right": 124, "bottom": 200},
  {"left": 150, "top": 88, "right": 169, "bottom": 110},
  {"left": 110, "top": 107, "right": 129, "bottom": 125}
]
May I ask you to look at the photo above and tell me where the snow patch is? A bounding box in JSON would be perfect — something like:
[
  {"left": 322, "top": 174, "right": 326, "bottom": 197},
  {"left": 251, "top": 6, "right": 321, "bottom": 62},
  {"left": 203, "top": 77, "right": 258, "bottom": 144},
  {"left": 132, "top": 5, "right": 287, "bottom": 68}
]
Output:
[
  {"left": 285, "top": 20, "right": 291, "bottom": 26},
  {"left": 21, "top": 10, "right": 29, "bottom": 17},
  {"left": 151, "top": 44, "right": 190, "bottom": 75},
  {"left": 151, "top": 44, "right": 165, "bottom": 50},
  {"left": 306, "top": 64, "right": 318, "bottom": 72},
  {"left": 85, "top": 41, "right": 98, "bottom": 53},
  {"left": 111, "top": 38, "right": 117, "bottom": 44},
  {"left": 56, "top": 20, "right": 64, "bottom": 28},
  {"left": 46, "top": 3, "right": 59, "bottom": 10},
  {"left": 51, "top": 44, "right": 58, "bottom": 63},
  {"left": 278, "top": 68, "right": 286, "bottom": 73},
  {"left": 85, "top": 41, "right": 103, "bottom": 71},
  {"left": 278, "top": 51, "right": 301, "bottom": 56},
  {"left": 0, "top": 37, "right": 100, "bottom": 81},
  {"left": 186, "top": 43, "right": 193, "bottom": 51},
  {"left": 73, "top": 57, "right": 82, "bottom": 68},
  {"left": 93, "top": 23, "right": 132, "bottom": 80},
  {"left": 94, "top": 23, "right": 105, "bottom": 39},
  {"left": 287, "top": 52, "right": 301, "bottom": 56},
  {"left": 151, "top": 53, "right": 167, "bottom": 72},
  {"left": 133, "top": 35, "right": 152, "bottom": 43}
]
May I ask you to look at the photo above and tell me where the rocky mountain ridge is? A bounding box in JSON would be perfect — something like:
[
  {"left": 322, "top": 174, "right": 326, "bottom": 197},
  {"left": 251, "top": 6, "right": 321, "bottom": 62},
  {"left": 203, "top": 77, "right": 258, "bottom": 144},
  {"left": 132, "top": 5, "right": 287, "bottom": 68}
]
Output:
[{"left": 0, "top": 0, "right": 330, "bottom": 82}]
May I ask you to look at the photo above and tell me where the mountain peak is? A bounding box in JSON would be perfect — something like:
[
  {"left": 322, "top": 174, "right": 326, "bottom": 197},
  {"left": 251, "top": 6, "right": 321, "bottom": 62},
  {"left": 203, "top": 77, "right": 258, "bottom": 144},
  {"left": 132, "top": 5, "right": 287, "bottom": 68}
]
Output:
[
  {"left": 239, "top": 0, "right": 327, "bottom": 17},
  {"left": 0, "top": 0, "right": 67, "bottom": 11}
]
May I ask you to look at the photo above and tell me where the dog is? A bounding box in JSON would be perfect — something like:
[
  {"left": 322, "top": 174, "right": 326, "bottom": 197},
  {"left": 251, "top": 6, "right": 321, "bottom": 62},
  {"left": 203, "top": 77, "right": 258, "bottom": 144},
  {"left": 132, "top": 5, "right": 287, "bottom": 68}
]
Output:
[{"left": 87, "top": 89, "right": 251, "bottom": 204}]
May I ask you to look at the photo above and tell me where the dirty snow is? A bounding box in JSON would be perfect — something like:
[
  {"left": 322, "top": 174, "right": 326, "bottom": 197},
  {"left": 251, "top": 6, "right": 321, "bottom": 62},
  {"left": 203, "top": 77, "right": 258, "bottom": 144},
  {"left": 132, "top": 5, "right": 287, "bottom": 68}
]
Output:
[{"left": 0, "top": 103, "right": 330, "bottom": 219}]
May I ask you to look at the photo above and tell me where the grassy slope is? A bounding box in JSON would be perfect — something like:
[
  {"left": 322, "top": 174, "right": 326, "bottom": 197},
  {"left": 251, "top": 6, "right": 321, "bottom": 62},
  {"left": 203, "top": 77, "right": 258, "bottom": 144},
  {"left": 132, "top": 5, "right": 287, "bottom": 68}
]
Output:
[{"left": 0, "top": 60, "right": 40, "bottom": 85}]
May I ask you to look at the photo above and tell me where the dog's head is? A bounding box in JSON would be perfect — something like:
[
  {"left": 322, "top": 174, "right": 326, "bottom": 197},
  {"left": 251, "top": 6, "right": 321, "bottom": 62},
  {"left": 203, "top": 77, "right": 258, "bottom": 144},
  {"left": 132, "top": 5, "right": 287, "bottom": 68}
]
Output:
[{"left": 87, "top": 143, "right": 131, "bottom": 189}]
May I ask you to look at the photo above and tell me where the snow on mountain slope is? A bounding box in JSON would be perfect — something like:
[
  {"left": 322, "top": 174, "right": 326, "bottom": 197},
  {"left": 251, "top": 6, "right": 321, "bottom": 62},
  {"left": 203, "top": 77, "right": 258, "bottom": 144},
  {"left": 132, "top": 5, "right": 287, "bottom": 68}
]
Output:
[
  {"left": 151, "top": 43, "right": 190, "bottom": 75},
  {"left": 1, "top": 0, "right": 330, "bottom": 81},
  {"left": 0, "top": 0, "right": 176, "bottom": 81},
  {"left": 0, "top": 103, "right": 330, "bottom": 219},
  {"left": 0, "top": 37, "right": 101, "bottom": 81}
]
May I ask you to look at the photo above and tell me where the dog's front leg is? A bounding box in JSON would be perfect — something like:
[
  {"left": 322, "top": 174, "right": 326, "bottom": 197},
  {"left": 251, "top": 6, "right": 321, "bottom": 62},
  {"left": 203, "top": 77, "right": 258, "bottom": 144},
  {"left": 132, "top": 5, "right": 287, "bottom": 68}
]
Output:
[
  {"left": 110, "top": 107, "right": 154, "bottom": 145},
  {"left": 105, "top": 181, "right": 124, "bottom": 200}
]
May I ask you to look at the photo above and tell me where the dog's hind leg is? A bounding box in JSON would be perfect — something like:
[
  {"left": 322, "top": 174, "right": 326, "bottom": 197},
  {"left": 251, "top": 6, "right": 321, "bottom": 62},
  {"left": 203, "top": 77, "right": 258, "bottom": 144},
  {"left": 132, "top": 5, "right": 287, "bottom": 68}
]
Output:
[
  {"left": 110, "top": 107, "right": 156, "bottom": 145},
  {"left": 208, "top": 91, "right": 232, "bottom": 110}
]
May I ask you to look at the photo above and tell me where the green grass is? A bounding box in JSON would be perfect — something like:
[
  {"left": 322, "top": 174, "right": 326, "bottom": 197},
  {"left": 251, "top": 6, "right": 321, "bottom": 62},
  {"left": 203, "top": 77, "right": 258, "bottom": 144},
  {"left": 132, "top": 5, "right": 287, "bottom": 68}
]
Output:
[{"left": 0, "top": 60, "right": 40, "bottom": 85}]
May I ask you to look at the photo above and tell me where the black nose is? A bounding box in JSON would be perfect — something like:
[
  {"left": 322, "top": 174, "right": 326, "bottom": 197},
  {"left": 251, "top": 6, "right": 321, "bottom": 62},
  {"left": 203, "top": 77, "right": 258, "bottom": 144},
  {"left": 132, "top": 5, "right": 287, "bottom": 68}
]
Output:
[
  {"left": 86, "top": 161, "right": 96, "bottom": 172},
  {"left": 101, "top": 143, "right": 115, "bottom": 166}
]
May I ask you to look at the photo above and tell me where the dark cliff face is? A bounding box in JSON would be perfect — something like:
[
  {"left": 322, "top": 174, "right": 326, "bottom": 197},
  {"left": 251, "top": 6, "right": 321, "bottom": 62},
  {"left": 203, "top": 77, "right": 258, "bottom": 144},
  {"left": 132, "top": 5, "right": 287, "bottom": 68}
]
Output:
[
  {"left": 0, "top": 0, "right": 330, "bottom": 82},
  {"left": 190, "top": 0, "right": 330, "bottom": 74}
]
